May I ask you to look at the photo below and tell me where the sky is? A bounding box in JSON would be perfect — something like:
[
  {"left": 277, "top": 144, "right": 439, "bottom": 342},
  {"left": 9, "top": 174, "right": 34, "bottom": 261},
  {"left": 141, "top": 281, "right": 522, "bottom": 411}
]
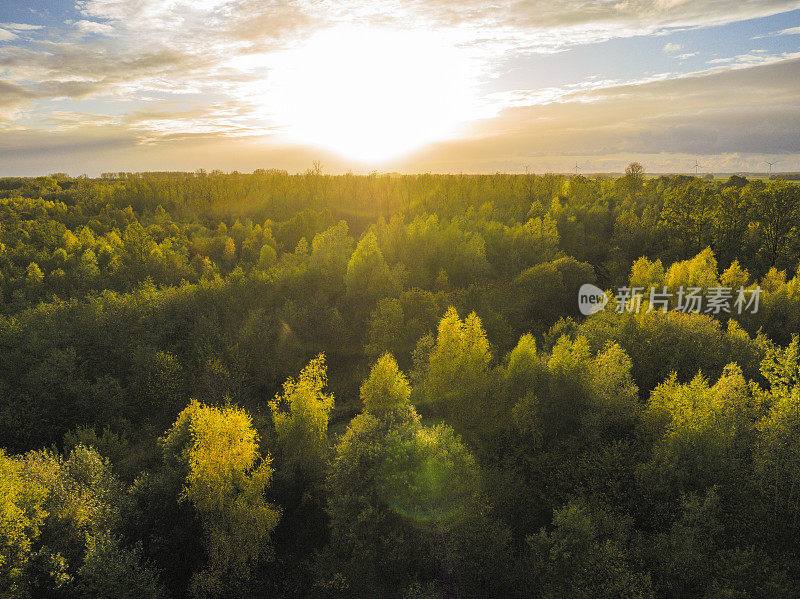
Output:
[{"left": 0, "top": 0, "right": 799, "bottom": 175}]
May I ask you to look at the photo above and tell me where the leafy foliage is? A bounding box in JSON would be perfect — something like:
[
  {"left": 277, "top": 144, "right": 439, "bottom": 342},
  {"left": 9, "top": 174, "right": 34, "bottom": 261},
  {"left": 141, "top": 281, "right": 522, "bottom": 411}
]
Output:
[
  {"left": 164, "top": 400, "right": 281, "bottom": 597},
  {"left": 2, "top": 170, "right": 800, "bottom": 597}
]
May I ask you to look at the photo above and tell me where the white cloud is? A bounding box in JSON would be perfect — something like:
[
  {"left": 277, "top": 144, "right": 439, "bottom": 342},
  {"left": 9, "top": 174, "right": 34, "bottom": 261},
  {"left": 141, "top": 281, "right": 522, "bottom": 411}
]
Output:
[
  {"left": 706, "top": 50, "right": 799, "bottom": 68},
  {"left": 753, "top": 25, "right": 800, "bottom": 38},
  {"left": 69, "top": 0, "right": 800, "bottom": 55},
  {"left": 0, "top": 29, "right": 18, "bottom": 42},
  {"left": 663, "top": 42, "right": 683, "bottom": 53},
  {"left": 0, "top": 23, "right": 43, "bottom": 31},
  {"left": 74, "top": 20, "right": 116, "bottom": 35}
]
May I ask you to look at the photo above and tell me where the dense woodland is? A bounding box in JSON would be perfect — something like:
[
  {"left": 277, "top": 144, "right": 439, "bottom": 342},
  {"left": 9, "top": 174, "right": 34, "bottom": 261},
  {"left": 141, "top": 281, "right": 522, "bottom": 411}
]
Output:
[{"left": 3, "top": 166, "right": 800, "bottom": 597}]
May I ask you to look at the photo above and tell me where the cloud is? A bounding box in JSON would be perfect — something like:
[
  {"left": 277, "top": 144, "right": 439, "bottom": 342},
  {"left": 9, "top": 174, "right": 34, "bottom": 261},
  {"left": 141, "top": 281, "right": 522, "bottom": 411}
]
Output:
[
  {"left": 0, "top": 41, "right": 201, "bottom": 99},
  {"left": 0, "top": 124, "right": 327, "bottom": 176},
  {"left": 396, "top": 0, "right": 800, "bottom": 52},
  {"left": 753, "top": 25, "right": 800, "bottom": 38},
  {"left": 447, "top": 57, "right": 800, "bottom": 163},
  {"left": 705, "top": 49, "right": 798, "bottom": 68},
  {"left": 32, "top": 80, "right": 106, "bottom": 99},
  {"left": 0, "top": 80, "right": 35, "bottom": 105},
  {"left": 0, "top": 77, "right": 111, "bottom": 121},
  {"left": 68, "top": 0, "right": 800, "bottom": 56},
  {"left": 0, "top": 23, "right": 43, "bottom": 31},
  {"left": 74, "top": 20, "right": 116, "bottom": 35},
  {"left": 382, "top": 0, "right": 797, "bottom": 30},
  {"left": 1, "top": 0, "right": 799, "bottom": 174},
  {"left": 6, "top": 0, "right": 797, "bottom": 105},
  {"left": 122, "top": 101, "right": 272, "bottom": 140},
  {"left": 3, "top": 55, "right": 798, "bottom": 175},
  {"left": 0, "top": 80, "right": 36, "bottom": 122}
]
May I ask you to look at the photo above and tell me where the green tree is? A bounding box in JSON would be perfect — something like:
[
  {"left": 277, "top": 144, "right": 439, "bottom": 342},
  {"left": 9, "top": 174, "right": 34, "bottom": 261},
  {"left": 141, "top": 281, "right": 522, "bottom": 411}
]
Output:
[
  {"left": 308, "top": 221, "right": 354, "bottom": 287},
  {"left": 120, "top": 222, "right": 157, "bottom": 285},
  {"left": 661, "top": 182, "right": 716, "bottom": 255},
  {"left": 750, "top": 181, "right": 800, "bottom": 268},
  {"left": 1, "top": 445, "right": 124, "bottom": 597},
  {"left": 639, "top": 365, "right": 755, "bottom": 504},
  {"left": 527, "top": 499, "right": 653, "bottom": 598},
  {"left": 513, "top": 337, "right": 639, "bottom": 444},
  {"left": 366, "top": 289, "right": 439, "bottom": 367},
  {"left": 323, "top": 405, "right": 427, "bottom": 598},
  {"left": 258, "top": 243, "right": 277, "bottom": 270},
  {"left": 622, "top": 162, "right": 645, "bottom": 199},
  {"left": 75, "top": 532, "right": 167, "bottom": 599},
  {"left": 345, "top": 231, "right": 400, "bottom": 311},
  {"left": 324, "top": 401, "right": 483, "bottom": 597}
]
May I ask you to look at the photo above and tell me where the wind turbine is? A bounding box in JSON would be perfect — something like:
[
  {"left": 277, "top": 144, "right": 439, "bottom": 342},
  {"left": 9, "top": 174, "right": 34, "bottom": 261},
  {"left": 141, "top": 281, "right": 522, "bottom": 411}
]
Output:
[
  {"left": 693, "top": 160, "right": 701, "bottom": 176},
  {"left": 573, "top": 162, "right": 580, "bottom": 175},
  {"left": 766, "top": 160, "right": 779, "bottom": 175}
]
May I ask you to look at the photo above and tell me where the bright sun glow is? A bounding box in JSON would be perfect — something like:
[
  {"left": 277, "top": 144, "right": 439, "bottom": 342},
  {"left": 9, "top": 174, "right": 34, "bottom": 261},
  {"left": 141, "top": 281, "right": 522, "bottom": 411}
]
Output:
[{"left": 267, "top": 26, "right": 483, "bottom": 163}]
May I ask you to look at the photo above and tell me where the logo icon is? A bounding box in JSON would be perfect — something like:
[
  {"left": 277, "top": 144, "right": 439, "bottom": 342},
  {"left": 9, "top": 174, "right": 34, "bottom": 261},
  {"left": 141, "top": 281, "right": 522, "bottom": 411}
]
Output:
[{"left": 578, "top": 284, "right": 608, "bottom": 316}]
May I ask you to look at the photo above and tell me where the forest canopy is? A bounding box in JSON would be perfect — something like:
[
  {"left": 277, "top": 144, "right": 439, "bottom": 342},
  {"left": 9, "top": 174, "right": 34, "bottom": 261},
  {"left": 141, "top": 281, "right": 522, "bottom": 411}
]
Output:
[{"left": 2, "top": 169, "right": 800, "bottom": 597}]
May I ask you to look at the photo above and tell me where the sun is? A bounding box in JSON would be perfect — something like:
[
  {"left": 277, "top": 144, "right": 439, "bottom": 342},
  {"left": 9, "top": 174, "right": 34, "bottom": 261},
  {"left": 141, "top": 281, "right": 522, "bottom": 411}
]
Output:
[{"left": 267, "top": 26, "right": 482, "bottom": 163}]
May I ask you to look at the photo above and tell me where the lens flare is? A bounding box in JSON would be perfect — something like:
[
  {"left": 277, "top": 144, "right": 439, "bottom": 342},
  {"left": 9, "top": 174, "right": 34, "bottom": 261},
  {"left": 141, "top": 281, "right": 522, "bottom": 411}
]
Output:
[{"left": 377, "top": 426, "right": 479, "bottom": 525}]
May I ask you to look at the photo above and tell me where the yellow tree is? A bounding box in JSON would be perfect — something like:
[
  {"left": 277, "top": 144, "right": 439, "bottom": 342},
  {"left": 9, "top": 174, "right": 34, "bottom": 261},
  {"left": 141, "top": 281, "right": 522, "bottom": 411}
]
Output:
[
  {"left": 360, "top": 353, "right": 411, "bottom": 415},
  {"left": 270, "top": 354, "right": 334, "bottom": 489},
  {"left": 419, "top": 308, "right": 496, "bottom": 439},
  {"left": 0, "top": 450, "right": 49, "bottom": 598},
  {"left": 754, "top": 337, "right": 800, "bottom": 529},
  {"left": 162, "top": 401, "right": 280, "bottom": 598}
]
